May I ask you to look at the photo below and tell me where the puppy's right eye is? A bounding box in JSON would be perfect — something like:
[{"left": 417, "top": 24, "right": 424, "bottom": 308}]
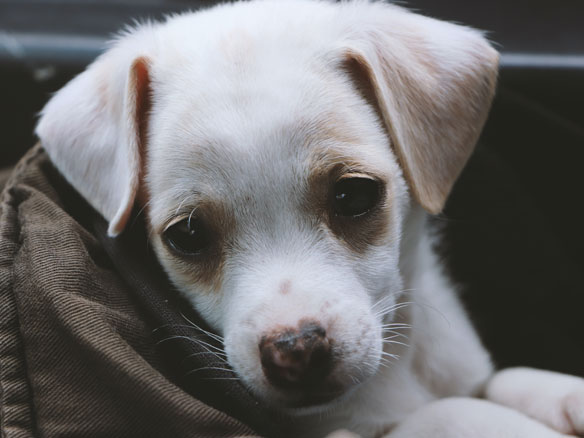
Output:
[
  {"left": 332, "top": 176, "right": 381, "bottom": 218},
  {"left": 163, "top": 217, "right": 212, "bottom": 256}
]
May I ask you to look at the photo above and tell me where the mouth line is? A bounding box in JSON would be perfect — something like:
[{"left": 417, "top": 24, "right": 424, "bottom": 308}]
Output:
[
  {"left": 286, "top": 390, "right": 344, "bottom": 407},
  {"left": 278, "top": 383, "right": 360, "bottom": 414},
  {"left": 267, "top": 375, "right": 363, "bottom": 409}
]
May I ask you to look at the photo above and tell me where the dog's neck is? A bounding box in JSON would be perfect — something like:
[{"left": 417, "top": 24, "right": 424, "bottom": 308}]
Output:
[{"left": 398, "top": 203, "right": 430, "bottom": 287}]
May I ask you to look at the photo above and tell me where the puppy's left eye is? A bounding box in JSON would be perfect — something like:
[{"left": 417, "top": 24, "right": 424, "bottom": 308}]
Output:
[
  {"left": 332, "top": 177, "right": 381, "bottom": 217},
  {"left": 163, "top": 217, "right": 212, "bottom": 256}
]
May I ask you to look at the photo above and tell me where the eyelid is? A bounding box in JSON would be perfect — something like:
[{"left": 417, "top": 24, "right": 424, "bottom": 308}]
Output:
[
  {"left": 163, "top": 214, "right": 191, "bottom": 232},
  {"left": 338, "top": 172, "right": 378, "bottom": 181}
]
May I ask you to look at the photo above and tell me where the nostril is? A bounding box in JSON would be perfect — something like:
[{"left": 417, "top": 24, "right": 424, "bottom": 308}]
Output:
[
  {"left": 259, "top": 323, "right": 333, "bottom": 389},
  {"left": 307, "top": 340, "right": 330, "bottom": 369},
  {"left": 300, "top": 321, "right": 326, "bottom": 340},
  {"left": 273, "top": 331, "right": 301, "bottom": 352}
]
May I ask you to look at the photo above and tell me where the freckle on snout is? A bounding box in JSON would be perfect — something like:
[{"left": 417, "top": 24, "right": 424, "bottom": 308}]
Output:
[
  {"left": 243, "top": 317, "right": 254, "bottom": 328},
  {"left": 279, "top": 279, "right": 292, "bottom": 295}
]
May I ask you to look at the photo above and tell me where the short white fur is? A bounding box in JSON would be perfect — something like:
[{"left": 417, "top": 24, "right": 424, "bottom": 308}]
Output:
[{"left": 36, "top": 1, "right": 584, "bottom": 437}]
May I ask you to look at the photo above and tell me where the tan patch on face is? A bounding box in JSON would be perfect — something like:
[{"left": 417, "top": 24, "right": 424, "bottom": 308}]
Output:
[
  {"left": 304, "top": 147, "right": 391, "bottom": 255},
  {"left": 159, "top": 198, "right": 235, "bottom": 292},
  {"left": 328, "top": 184, "right": 391, "bottom": 255}
]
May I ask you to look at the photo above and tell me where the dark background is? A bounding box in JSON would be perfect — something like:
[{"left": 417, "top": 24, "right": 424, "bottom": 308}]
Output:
[{"left": 1, "top": 0, "right": 583, "bottom": 375}]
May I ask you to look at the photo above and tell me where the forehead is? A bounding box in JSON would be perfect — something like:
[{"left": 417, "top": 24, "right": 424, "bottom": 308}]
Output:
[{"left": 146, "top": 29, "right": 396, "bottom": 226}]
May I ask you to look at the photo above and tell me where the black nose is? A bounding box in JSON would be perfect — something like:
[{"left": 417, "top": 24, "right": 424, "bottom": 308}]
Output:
[{"left": 259, "top": 321, "right": 333, "bottom": 389}]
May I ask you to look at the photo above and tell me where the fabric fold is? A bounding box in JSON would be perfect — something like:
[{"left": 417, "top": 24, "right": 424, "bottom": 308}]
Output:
[{"left": 0, "top": 144, "right": 283, "bottom": 437}]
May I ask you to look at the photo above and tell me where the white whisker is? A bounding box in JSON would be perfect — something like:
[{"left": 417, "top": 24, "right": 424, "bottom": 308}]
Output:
[
  {"left": 156, "top": 335, "right": 227, "bottom": 357},
  {"left": 184, "top": 366, "right": 236, "bottom": 377},
  {"left": 382, "top": 331, "right": 409, "bottom": 341},
  {"left": 383, "top": 339, "right": 409, "bottom": 348},
  {"left": 173, "top": 190, "right": 198, "bottom": 217},
  {"left": 381, "top": 351, "right": 401, "bottom": 360},
  {"left": 179, "top": 312, "right": 225, "bottom": 343},
  {"left": 179, "top": 350, "right": 229, "bottom": 366}
]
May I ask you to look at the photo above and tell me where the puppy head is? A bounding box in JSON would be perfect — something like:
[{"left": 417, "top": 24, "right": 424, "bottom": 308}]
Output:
[{"left": 36, "top": 1, "right": 498, "bottom": 409}]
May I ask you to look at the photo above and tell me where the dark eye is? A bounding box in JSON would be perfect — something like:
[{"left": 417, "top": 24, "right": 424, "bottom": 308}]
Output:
[
  {"left": 332, "top": 177, "right": 381, "bottom": 217},
  {"left": 163, "top": 216, "right": 212, "bottom": 256}
]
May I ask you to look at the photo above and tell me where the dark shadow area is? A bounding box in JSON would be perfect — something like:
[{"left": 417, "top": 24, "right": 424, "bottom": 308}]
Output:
[{"left": 437, "top": 82, "right": 584, "bottom": 374}]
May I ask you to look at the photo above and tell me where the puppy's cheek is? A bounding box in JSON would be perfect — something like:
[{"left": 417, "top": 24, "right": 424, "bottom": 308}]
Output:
[
  {"left": 150, "top": 239, "right": 229, "bottom": 330},
  {"left": 224, "top": 325, "right": 271, "bottom": 397},
  {"left": 326, "top": 307, "right": 384, "bottom": 385}
]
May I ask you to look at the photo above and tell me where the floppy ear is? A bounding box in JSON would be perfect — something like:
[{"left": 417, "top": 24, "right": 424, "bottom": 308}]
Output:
[
  {"left": 342, "top": 5, "right": 499, "bottom": 214},
  {"left": 36, "top": 41, "right": 152, "bottom": 236}
]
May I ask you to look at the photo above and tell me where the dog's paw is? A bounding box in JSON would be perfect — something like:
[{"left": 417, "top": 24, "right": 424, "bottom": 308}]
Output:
[
  {"left": 563, "top": 390, "right": 584, "bottom": 434},
  {"left": 387, "top": 397, "right": 574, "bottom": 438},
  {"left": 534, "top": 388, "right": 584, "bottom": 436},
  {"left": 486, "top": 367, "right": 584, "bottom": 436}
]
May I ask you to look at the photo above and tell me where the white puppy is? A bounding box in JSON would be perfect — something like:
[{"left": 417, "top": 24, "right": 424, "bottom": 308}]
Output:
[{"left": 36, "top": 1, "right": 584, "bottom": 437}]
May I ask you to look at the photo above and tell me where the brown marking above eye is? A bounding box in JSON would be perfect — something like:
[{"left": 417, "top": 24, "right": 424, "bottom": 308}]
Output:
[
  {"left": 160, "top": 199, "right": 235, "bottom": 292},
  {"left": 279, "top": 279, "right": 292, "bottom": 295}
]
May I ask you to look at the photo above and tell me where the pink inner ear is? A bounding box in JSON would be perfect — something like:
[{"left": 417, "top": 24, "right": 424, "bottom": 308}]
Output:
[
  {"left": 108, "top": 57, "right": 152, "bottom": 236},
  {"left": 133, "top": 57, "right": 152, "bottom": 156},
  {"left": 132, "top": 57, "right": 153, "bottom": 215}
]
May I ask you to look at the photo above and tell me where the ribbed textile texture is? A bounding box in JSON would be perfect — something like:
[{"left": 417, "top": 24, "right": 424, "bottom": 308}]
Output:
[{"left": 0, "top": 145, "right": 275, "bottom": 437}]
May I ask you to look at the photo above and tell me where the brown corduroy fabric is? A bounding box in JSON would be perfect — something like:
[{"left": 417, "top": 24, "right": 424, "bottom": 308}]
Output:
[{"left": 0, "top": 145, "right": 262, "bottom": 437}]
